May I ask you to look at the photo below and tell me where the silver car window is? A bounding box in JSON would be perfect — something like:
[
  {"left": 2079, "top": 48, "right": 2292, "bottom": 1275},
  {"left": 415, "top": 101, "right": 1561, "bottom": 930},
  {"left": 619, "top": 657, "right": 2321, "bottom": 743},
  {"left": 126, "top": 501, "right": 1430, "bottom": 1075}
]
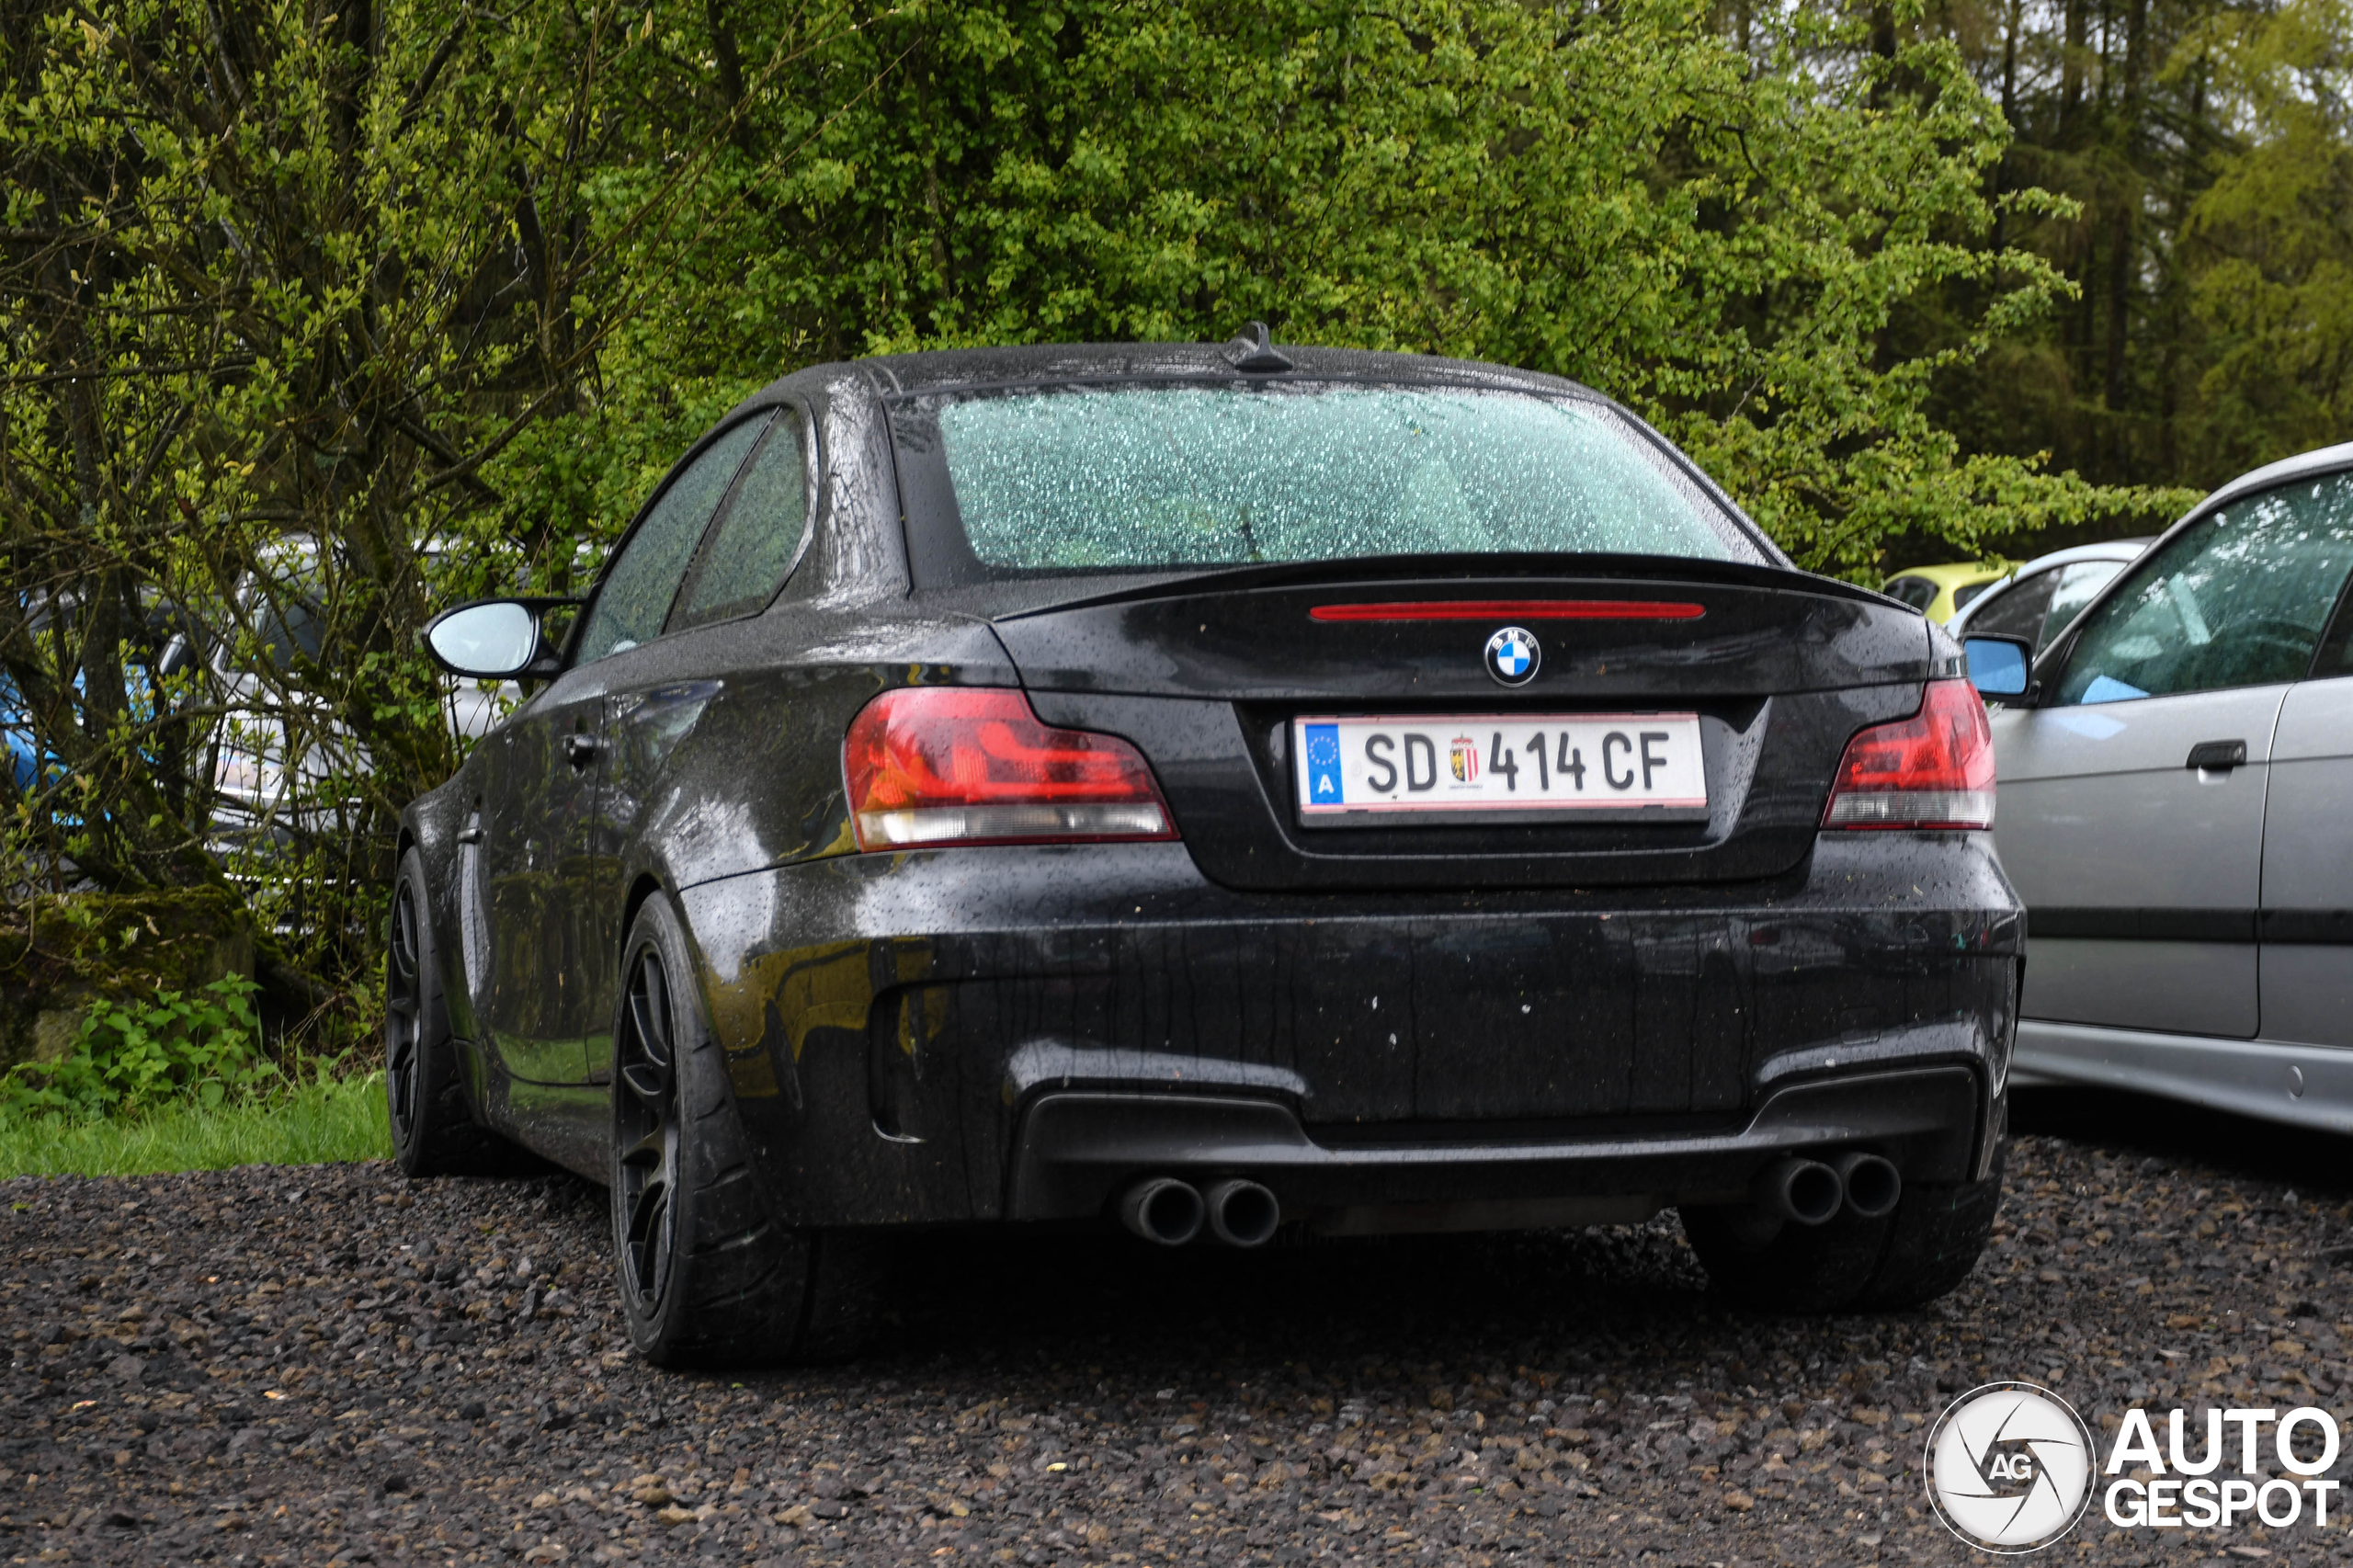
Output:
[{"left": 2052, "top": 476, "right": 2353, "bottom": 705}]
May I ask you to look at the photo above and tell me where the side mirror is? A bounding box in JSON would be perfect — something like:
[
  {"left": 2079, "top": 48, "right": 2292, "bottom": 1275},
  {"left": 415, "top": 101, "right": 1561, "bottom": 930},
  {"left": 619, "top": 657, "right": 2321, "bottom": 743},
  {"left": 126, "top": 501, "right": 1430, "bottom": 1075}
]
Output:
[
  {"left": 1964, "top": 634, "right": 2036, "bottom": 703},
  {"left": 422, "top": 598, "right": 575, "bottom": 681},
  {"left": 154, "top": 632, "right": 194, "bottom": 680}
]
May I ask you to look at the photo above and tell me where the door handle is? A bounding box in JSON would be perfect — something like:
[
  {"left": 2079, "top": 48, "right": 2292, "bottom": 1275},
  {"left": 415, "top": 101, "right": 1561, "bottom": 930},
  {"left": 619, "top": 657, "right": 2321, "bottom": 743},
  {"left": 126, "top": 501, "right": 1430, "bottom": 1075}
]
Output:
[
  {"left": 2187, "top": 740, "right": 2246, "bottom": 771},
  {"left": 566, "top": 733, "right": 600, "bottom": 768}
]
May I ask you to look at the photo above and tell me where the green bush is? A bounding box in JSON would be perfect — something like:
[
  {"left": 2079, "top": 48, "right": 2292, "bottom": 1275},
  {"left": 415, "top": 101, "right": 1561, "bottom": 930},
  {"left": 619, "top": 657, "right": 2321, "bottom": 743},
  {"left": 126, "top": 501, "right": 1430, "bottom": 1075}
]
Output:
[{"left": 0, "top": 975, "right": 276, "bottom": 1119}]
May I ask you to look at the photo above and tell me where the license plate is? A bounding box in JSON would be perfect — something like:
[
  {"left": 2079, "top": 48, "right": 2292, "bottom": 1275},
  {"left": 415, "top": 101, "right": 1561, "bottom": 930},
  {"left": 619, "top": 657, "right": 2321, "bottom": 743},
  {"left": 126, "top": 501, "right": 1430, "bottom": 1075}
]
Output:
[{"left": 1292, "top": 712, "right": 1707, "bottom": 822}]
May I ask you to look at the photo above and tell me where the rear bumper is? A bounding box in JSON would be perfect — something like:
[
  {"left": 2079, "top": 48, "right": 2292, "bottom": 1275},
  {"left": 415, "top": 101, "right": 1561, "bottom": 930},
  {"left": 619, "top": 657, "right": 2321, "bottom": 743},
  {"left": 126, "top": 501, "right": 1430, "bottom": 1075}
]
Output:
[
  {"left": 1009, "top": 1062, "right": 1982, "bottom": 1232},
  {"left": 678, "top": 833, "right": 2021, "bottom": 1230}
]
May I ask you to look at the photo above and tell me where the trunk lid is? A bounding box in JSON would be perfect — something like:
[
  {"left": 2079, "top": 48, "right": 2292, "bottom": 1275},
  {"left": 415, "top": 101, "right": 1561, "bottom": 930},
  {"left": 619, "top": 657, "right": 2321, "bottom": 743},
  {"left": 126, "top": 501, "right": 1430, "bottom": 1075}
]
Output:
[{"left": 978, "top": 560, "right": 1931, "bottom": 891}]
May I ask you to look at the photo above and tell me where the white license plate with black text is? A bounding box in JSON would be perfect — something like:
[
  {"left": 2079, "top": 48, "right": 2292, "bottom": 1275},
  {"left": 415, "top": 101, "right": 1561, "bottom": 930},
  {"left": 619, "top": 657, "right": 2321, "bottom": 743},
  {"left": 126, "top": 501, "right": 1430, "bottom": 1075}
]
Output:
[{"left": 1292, "top": 712, "right": 1707, "bottom": 821}]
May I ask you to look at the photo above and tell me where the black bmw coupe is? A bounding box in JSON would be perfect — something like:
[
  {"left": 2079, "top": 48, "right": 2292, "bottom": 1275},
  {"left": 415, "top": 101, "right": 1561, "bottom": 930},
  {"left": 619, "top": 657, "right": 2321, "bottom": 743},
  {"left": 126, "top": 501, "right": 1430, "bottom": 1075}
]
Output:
[{"left": 395, "top": 328, "right": 2020, "bottom": 1366}]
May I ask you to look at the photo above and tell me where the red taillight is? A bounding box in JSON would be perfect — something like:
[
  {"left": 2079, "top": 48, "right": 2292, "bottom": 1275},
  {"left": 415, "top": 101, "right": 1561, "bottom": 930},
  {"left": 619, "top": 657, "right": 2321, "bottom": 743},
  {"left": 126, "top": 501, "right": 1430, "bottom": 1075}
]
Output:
[
  {"left": 844, "top": 687, "right": 1177, "bottom": 850},
  {"left": 1822, "top": 680, "right": 1995, "bottom": 830}
]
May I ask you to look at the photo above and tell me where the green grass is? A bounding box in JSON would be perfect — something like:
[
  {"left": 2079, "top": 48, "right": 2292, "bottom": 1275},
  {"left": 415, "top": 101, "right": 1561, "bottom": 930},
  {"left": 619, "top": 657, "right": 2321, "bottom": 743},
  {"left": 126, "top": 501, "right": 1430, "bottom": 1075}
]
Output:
[{"left": 0, "top": 1070, "right": 392, "bottom": 1178}]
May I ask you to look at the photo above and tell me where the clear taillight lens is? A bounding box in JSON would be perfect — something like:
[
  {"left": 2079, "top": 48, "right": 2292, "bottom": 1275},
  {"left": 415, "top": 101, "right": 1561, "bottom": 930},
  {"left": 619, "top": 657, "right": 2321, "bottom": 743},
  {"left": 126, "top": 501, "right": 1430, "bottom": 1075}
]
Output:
[
  {"left": 844, "top": 687, "right": 1177, "bottom": 850},
  {"left": 1822, "top": 680, "right": 1995, "bottom": 830}
]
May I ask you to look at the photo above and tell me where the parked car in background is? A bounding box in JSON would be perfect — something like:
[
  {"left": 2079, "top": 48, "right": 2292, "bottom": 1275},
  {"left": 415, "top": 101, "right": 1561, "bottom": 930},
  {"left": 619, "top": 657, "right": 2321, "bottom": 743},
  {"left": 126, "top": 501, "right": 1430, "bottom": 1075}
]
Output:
[
  {"left": 177, "top": 539, "right": 520, "bottom": 937},
  {"left": 1880, "top": 560, "right": 2017, "bottom": 623},
  {"left": 200, "top": 539, "right": 512, "bottom": 838},
  {"left": 3, "top": 667, "right": 39, "bottom": 793},
  {"left": 3, "top": 589, "right": 189, "bottom": 798},
  {"left": 396, "top": 331, "right": 2020, "bottom": 1366},
  {"left": 1962, "top": 440, "right": 2353, "bottom": 1131},
  {"left": 1949, "top": 539, "right": 2151, "bottom": 654}
]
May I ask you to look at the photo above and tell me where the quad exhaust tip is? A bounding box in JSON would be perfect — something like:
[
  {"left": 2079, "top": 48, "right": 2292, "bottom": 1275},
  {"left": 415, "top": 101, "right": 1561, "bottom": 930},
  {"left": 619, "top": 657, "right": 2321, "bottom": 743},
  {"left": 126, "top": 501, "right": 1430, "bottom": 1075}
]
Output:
[
  {"left": 1204, "top": 1178, "right": 1281, "bottom": 1247},
  {"left": 1751, "top": 1153, "right": 1904, "bottom": 1225},
  {"left": 1118, "top": 1177, "right": 1282, "bottom": 1246},
  {"left": 1834, "top": 1151, "right": 1903, "bottom": 1219},
  {"left": 1120, "top": 1177, "right": 1206, "bottom": 1246},
  {"left": 1753, "top": 1155, "right": 1844, "bottom": 1226}
]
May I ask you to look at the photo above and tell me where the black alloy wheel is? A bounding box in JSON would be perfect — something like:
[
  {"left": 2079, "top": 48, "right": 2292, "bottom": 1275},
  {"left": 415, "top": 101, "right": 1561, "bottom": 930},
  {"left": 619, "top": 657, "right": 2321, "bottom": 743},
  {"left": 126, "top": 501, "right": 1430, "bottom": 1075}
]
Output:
[
  {"left": 383, "top": 844, "right": 517, "bottom": 1178},
  {"left": 613, "top": 942, "right": 683, "bottom": 1315},
  {"left": 384, "top": 877, "right": 427, "bottom": 1148},
  {"left": 606, "top": 894, "right": 881, "bottom": 1367}
]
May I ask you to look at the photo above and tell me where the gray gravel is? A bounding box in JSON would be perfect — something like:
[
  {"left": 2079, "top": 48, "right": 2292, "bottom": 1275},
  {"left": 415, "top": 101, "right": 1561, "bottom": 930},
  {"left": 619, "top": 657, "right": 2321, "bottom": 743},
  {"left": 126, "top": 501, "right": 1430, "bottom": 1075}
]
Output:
[{"left": 8, "top": 1091, "right": 2353, "bottom": 1566}]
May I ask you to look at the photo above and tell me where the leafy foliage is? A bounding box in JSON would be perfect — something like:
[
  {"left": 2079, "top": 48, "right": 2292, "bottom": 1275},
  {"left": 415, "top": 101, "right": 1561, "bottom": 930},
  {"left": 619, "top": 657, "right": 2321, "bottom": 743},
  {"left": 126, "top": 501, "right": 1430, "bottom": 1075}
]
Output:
[
  {"left": 0, "top": 0, "right": 2278, "bottom": 1015},
  {"left": 1, "top": 974, "right": 270, "bottom": 1119},
  {"left": 555, "top": 0, "right": 2195, "bottom": 577},
  {"left": 1922, "top": 0, "right": 2353, "bottom": 506}
]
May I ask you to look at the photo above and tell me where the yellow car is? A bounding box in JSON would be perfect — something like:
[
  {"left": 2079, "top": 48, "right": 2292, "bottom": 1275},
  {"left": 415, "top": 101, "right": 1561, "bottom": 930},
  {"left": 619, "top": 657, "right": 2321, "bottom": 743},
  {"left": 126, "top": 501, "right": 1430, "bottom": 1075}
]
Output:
[{"left": 1880, "top": 560, "right": 2018, "bottom": 623}]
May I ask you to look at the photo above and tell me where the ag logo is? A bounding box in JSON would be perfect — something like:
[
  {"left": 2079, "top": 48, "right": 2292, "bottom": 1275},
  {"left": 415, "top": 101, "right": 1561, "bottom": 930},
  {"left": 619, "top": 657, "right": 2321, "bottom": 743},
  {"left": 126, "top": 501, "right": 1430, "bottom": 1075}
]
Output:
[
  {"left": 1984, "top": 1445, "right": 2040, "bottom": 1483},
  {"left": 1483, "top": 626, "right": 1540, "bottom": 687},
  {"left": 1925, "top": 1382, "right": 2095, "bottom": 1553}
]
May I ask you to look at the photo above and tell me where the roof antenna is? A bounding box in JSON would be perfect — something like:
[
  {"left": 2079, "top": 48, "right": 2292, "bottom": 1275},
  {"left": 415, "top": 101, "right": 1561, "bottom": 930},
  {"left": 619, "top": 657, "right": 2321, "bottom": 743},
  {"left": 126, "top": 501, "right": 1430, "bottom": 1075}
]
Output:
[{"left": 1220, "top": 321, "right": 1293, "bottom": 373}]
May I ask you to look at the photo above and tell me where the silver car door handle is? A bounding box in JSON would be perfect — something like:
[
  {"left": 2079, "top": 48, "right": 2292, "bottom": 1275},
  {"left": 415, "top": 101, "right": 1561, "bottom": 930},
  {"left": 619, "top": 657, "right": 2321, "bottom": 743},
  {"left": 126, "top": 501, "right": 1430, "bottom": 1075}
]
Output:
[{"left": 2187, "top": 740, "right": 2246, "bottom": 771}]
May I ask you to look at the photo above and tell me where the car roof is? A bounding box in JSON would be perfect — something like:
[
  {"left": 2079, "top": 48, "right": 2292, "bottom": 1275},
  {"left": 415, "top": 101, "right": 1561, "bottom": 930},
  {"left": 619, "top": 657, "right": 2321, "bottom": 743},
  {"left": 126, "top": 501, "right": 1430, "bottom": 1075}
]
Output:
[
  {"left": 2003, "top": 538, "right": 2152, "bottom": 577},
  {"left": 2082, "top": 440, "right": 2353, "bottom": 584},
  {"left": 751, "top": 336, "right": 1788, "bottom": 579},
  {"left": 2199, "top": 439, "right": 2353, "bottom": 514},
  {"left": 844, "top": 340, "right": 1597, "bottom": 400}
]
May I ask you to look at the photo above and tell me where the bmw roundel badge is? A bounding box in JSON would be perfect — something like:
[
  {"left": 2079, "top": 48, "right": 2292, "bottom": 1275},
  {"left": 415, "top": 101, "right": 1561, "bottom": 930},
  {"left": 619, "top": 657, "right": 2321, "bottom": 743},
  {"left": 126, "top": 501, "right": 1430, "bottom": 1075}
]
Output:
[{"left": 1483, "top": 626, "right": 1540, "bottom": 687}]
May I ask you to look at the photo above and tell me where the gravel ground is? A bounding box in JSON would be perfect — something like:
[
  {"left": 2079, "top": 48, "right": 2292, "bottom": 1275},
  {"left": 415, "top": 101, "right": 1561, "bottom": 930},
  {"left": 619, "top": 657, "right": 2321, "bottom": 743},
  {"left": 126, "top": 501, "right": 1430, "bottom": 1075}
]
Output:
[{"left": 8, "top": 1089, "right": 2353, "bottom": 1567}]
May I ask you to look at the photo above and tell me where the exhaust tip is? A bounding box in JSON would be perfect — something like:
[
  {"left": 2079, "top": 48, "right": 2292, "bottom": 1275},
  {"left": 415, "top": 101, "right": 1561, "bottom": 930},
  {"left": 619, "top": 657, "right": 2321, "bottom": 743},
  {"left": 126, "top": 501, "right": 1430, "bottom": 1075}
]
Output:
[
  {"left": 1119, "top": 1177, "right": 1205, "bottom": 1246},
  {"left": 1203, "top": 1178, "right": 1281, "bottom": 1247},
  {"left": 1753, "top": 1155, "right": 1842, "bottom": 1226},
  {"left": 1834, "top": 1152, "right": 1903, "bottom": 1219}
]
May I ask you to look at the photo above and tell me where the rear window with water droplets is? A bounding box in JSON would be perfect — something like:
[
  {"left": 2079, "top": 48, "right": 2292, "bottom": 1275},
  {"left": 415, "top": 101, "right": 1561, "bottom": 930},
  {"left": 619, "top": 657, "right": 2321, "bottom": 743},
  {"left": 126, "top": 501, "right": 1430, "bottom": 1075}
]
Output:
[{"left": 891, "top": 381, "right": 1764, "bottom": 585}]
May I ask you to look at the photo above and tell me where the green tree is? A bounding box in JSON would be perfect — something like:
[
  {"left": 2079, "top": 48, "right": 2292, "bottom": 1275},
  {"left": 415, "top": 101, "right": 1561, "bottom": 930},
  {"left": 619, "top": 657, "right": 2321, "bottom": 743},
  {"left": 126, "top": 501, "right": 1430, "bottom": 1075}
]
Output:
[
  {"left": 566, "top": 0, "right": 2189, "bottom": 576},
  {"left": 3, "top": 0, "right": 2198, "bottom": 1009},
  {"left": 0, "top": 0, "right": 757, "bottom": 998},
  {"left": 2178, "top": 0, "right": 2353, "bottom": 469},
  {"left": 1915, "top": 0, "right": 2353, "bottom": 509}
]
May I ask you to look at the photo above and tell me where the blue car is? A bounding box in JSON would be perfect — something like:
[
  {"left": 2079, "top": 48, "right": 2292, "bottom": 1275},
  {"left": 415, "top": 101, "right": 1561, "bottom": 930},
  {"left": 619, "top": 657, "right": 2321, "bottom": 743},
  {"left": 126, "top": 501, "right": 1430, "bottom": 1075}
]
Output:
[
  {"left": 2, "top": 669, "right": 35, "bottom": 793},
  {"left": 1, "top": 594, "right": 198, "bottom": 804}
]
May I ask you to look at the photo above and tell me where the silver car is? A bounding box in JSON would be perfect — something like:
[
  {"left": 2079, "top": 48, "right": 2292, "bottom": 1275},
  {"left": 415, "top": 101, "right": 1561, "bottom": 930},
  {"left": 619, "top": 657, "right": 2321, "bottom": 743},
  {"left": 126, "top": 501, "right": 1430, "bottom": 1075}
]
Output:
[
  {"left": 1949, "top": 538, "right": 2149, "bottom": 653},
  {"left": 1962, "top": 440, "right": 2353, "bottom": 1131},
  {"left": 200, "top": 540, "right": 513, "bottom": 835}
]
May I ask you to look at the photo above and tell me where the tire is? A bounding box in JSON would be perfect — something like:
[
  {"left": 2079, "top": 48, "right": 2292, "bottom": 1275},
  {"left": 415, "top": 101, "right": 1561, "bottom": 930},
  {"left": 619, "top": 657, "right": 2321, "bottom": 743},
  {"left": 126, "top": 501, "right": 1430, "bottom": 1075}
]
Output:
[
  {"left": 385, "top": 846, "right": 513, "bottom": 1177},
  {"left": 1679, "top": 1142, "right": 2006, "bottom": 1313},
  {"left": 1855, "top": 1141, "right": 2008, "bottom": 1309},
  {"left": 609, "top": 894, "right": 881, "bottom": 1368}
]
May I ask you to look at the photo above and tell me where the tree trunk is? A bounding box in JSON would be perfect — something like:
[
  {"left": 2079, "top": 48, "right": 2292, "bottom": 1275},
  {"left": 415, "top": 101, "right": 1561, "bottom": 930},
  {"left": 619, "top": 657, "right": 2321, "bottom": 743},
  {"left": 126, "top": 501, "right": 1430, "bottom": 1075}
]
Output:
[
  {"left": 1993, "top": 0, "right": 2024, "bottom": 250},
  {"left": 2101, "top": 0, "right": 2147, "bottom": 459},
  {"left": 2061, "top": 0, "right": 2087, "bottom": 139}
]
